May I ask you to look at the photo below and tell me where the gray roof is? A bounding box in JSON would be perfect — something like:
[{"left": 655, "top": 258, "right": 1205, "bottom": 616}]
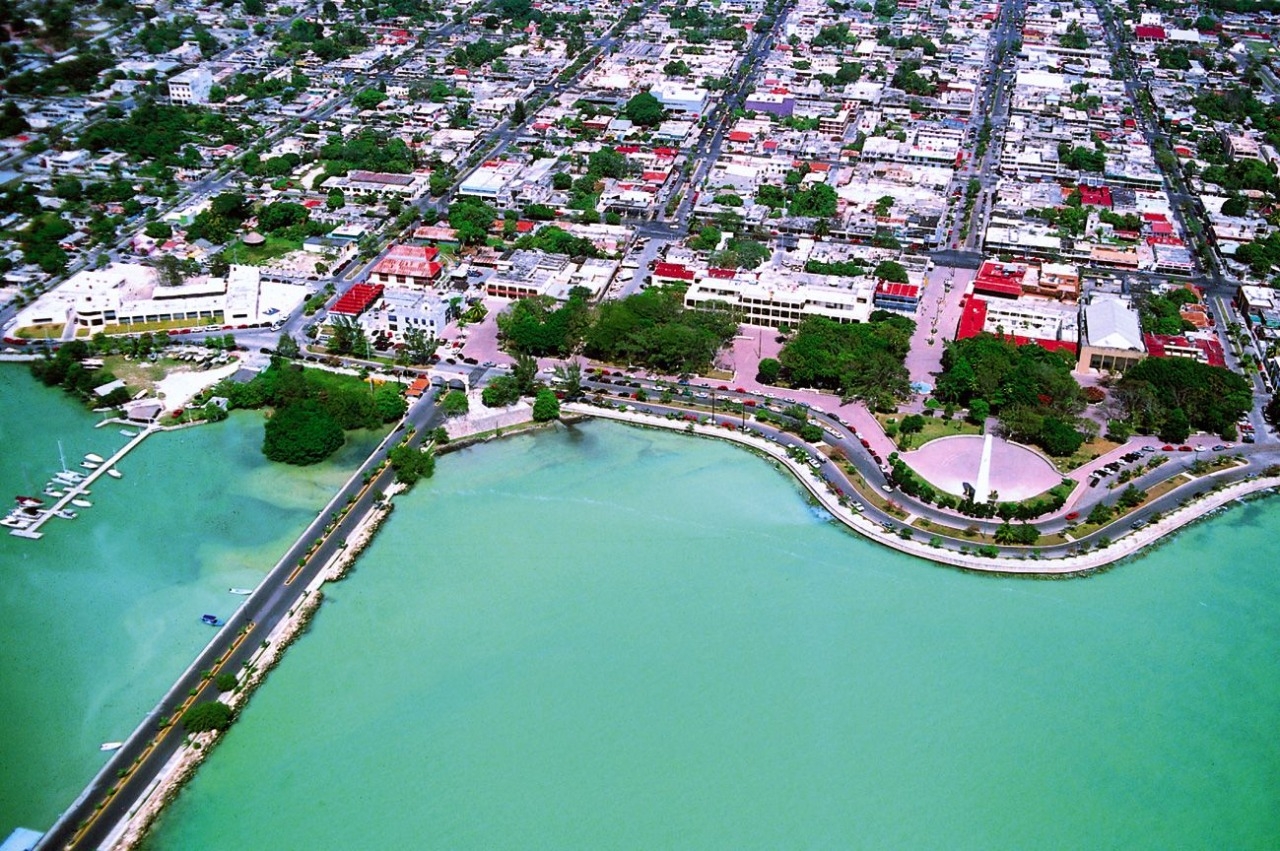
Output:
[{"left": 1084, "top": 295, "right": 1143, "bottom": 351}]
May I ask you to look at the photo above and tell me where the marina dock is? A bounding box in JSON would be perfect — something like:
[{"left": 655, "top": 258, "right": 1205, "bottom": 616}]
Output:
[{"left": 10, "top": 429, "right": 154, "bottom": 539}]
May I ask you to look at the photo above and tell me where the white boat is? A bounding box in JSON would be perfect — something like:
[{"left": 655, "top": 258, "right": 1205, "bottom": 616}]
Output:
[
  {"left": 1, "top": 514, "right": 31, "bottom": 529},
  {"left": 106, "top": 468, "right": 122, "bottom": 479},
  {"left": 54, "top": 470, "right": 84, "bottom": 484},
  {"left": 71, "top": 498, "right": 92, "bottom": 508},
  {"left": 44, "top": 488, "right": 65, "bottom": 498},
  {"left": 54, "top": 509, "right": 77, "bottom": 520},
  {"left": 228, "top": 588, "right": 253, "bottom": 595},
  {"left": 85, "top": 453, "right": 105, "bottom": 464},
  {"left": 119, "top": 429, "right": 137, "bottom": 437},
  {"left": 81, "top": 461, "right": 99, "bottom": 470},
  {"left": 100, "top": 742, "right": 124, "bottom": 752}
]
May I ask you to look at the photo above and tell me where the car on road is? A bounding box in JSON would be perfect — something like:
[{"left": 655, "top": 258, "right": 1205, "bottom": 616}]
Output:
[
  {"left": 1212, "top": 444, "right": 1228, "bottom": 451},
  {"left": 1178, "top": 445, "right": 1193, "bottom": 452},
  {"left": 1161, "top": 445, "right": 1175, "bottom": 451}
]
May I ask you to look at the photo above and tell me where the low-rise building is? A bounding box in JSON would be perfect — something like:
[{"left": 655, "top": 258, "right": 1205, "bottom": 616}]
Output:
[{"left": 1077, "top": 294, "right": 1145, "bottom": 373}]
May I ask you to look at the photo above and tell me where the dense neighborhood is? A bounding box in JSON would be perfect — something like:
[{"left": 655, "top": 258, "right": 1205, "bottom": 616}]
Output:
[{"left": 3, "top": 0, "right": 1280, "bottom": 553}]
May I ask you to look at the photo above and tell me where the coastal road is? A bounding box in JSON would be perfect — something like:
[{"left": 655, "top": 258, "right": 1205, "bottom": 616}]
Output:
[{"left": 38, "top": 389, "right": 444, "bottom": 851}]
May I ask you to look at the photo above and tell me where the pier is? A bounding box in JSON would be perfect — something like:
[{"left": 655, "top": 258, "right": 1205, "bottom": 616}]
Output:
[{"left": 10, "top": 428, "right": 154, "bottom": 539}]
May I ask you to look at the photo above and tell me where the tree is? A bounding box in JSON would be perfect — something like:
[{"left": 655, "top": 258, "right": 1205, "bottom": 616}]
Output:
[
  {"left": 275, "top": 332, "right": 300, "bottom": 360},
  {"left": 1039, "top": 417, "right": 1084, "bottom": 457},
  {"left": 182, "top": 701, "right": 233, "bottom": 733},
  {"left": 552, "top": 171, "right": 573, "bottom": 190},
  {"left": 402, "top": 328, "right": 435, "bottom": 365},
  {"left": 448, "top": 197, "right": 497, "bottom": 245},
  {"left": 1158, "top": 407, "right": 1190, "bottom": 443},
  {"left": 899, "top": 414, "right": 926, "bottom": 434},
  {"left": 482, "top": 374, "right": 521, "bottom": 407},
  {"left": 374, "top": 384, "right": 407, "bottom": 421},
  {"left": 623, "top": 91, "right": 665, "bottom": 126},
  {"left": 553, "top": 360, "right": 583, "bottom": 399},
  {"left": 441, "top": 390, "right": 469, "bottom": 417},
  {"left": 389, "top": 443, "right": 436, "bottom": 485},
  {"left": 326, "top": 188, "right": 346, "bottom": 210},
  {"left": 532, "top": 388, "right": 560, "bottom": 421},
  {"left": 150, "top": 254, "right": 186, "bottom": 287},
  {"left": 756, "top": 357, "right": 781, "bottom": 384},
  {"left": 263, "top": 401, "right": 345, "bottom": 465},
  {"left": 1118, "top": 484, "right": 1147, "bottom": 509},
  {"left": 788, "top": 183, "right": 838, "bottom": 218},
  {"left": 144, "top": 221, "right": 173, "bottom": 240},
  {"left": 872, "top": 260, "right": 909, "bottom": 283},
  {"left": 510, "top": 99, "right": 527, "bottom": 123},
  {"left": 1087, "top": 501, "right": 1113, "bottom": 526},
  {"left": 352, "top": 88, "right": 387, "bottom": 110}
]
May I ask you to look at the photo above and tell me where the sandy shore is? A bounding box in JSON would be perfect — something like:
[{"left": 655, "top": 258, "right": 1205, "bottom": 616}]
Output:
[{"left": 154, "top": 361, "right": 242, "bottom": 409}]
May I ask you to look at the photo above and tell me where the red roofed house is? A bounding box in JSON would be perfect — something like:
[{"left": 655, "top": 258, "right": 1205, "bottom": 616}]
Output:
[
  {"left": 653, "top": 262, "right": 695, "bottom": 284},
  {"left": 1134, "top": 25, "right": 1167, "bottom": 42},
  {"left": 1143, "top": 333, "right": 1225, "bottom": 367},
  {"left": 973, "top": 260, "right": 1030, "bottom": 299},
  {"left": 331, "top": 283, "right": 384, "bottom": 317},
  {"left": 1076, "top": 185, "right": 1112, "bottom": 208},
  {"left": 873, "top": 281, "right": 921, "bottom": 312},
  {"left": 369, "top": 244, "right": 443, "bottom": 288}
]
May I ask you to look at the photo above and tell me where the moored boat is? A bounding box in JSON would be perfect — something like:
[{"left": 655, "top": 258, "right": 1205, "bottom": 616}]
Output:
[
  {"left": 100, "top": 742, "right": 124, "bottom": 752},
  {"left": 15, "top": 495, "right": 43, "bottom": 508},
  {"left": 54, "top": 471, "right": 84, "bottom": 484},
  {"left": 106, "top": 468, "right": 122, "bottom": 479},
  {"left": 43, "top": 487, "right": 64, "bottom": 498},
  {"left": 228, "top": 588, "right": 253, "bottom": 595},
  {"left": 85, "top": 453, "right": 105, "bottom": 464},
  {"left": 81, "top": 461, "right": 99, "bottom": 470},
  {"left": 1, "top": 513, "right": 31, "bottom": 529},
  {"left": 119, "top": 429, "right": 137, "bottom": 437},
  {"left": 54, "top": 509, "right": 77, "bottom": 520},
  {"left": 70, "top": 498, "right": 92, "bottom": 508},
  {"left": 200, "top": 614, "right": 224, "bottom": 626}
]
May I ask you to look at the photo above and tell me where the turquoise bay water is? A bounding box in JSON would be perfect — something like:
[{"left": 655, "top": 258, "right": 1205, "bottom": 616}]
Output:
[
  {"left": 147, "top": 422, "right": 1280, "bottom": 849},
  {"left": 0, "top": 366, "right": 385, "bottom": 833}
]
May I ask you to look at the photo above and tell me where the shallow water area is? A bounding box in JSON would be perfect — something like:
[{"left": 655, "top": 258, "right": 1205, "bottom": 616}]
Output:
[
  {"left": 0, "top": 365, "right": 384, "bottom": 833},
  {"left": 145, "top": 421, "right": 1280, "bottom": 849}
]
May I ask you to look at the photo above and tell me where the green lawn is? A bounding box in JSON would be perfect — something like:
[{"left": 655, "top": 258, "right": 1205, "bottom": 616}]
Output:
[
  {"left": 222, "top": 235, "right": 303, "bottom": 266},
  {"left": 877, "top": 413, "right": 981, "bottom": 451}
]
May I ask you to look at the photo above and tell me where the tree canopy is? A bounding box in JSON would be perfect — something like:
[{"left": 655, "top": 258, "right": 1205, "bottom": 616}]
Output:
[
  {"left": 622, "top": 91, "right": 665, "bottom": 126},
  {"left": 263, "top": 401, "right": 345, "bottom": 465},
  {"left": 1115, "top": 357, "right": 1251, "bottom": 438},
  {"left": 778, "top": 314, "right": 914, "bottom": 410},
  {"left": 585, "top": 288, "right": 736, "bottom": 374}
]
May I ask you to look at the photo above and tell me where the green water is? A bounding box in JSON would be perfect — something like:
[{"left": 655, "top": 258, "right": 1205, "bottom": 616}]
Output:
[
  {"left": 0, "top": 366, "right": 386, "bottom": 833},
  {"left": 145, "top": 423, "right": 1280, "bottom": 849}
]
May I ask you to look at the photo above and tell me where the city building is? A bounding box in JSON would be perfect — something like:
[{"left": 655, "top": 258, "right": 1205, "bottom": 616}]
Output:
[{"left": 1077, "top": 294, "right": 1146, "bottom": 373}]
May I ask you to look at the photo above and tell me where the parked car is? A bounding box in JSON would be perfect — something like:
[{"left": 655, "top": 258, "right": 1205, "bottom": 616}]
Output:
[
  {"left": 1178, "top": 445, "right": 1193, "bottom": 452},
  {"left": 1161, "top": 445, "right": 1175, "bottom": 451}
]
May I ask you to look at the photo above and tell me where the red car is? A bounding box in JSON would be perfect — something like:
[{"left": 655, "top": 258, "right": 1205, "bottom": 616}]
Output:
[
  {"left": 1178, "top": 445, "right": 1193, "bottom": 452},
  {"left": 1065, "top": 512, "right": 1079, "bottom": 521},
  {"left": 1161, "top": 445, "right": 1174, "bottom": 451},
  {"left": 717, "top": 385, "right": 728, "bottom": 391},
  {"left": 735, "top": 387, "right": 746, "bottom": 393},
  {"left": 860, "top": 438, "right": 871, "bottom": 448},
  {"left": 744, "top": 400, "right": 756, "bottom": 407}
]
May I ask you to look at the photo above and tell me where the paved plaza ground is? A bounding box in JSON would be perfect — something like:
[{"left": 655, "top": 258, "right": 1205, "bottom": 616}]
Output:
[
  {"left": 905, "top": 264, "right": 978, "bottom": 390},
  {"left": 902, "top": 434, "right": 1064, "bottom": 502}
]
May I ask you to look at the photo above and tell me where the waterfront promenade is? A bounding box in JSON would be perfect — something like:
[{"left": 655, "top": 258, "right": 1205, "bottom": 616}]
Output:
[{"left": 566, "top": 403, "right": 1280, "bottom": 574}]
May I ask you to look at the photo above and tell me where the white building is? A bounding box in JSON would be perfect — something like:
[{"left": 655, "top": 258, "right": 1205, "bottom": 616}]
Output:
[
  {"left": 683, "top": 268, "right": 875, "bottom": 328},
  {"left": 649, "top": 81, "right": 709, "bottom": 116},
  {"left": 360, "top": 287, "right": 450, "bottom": 343},
  {"left": 11, "top": 263, "right": 304, "bottom": 335},
  {"left": 168, "top": 68, "right": 213, "bottom": 105}
]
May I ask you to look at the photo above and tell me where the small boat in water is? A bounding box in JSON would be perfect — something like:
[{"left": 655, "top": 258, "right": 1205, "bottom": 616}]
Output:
[
  {"left": 119, "top": 429, "right": 137, "bottom": 437},
  {"left": 85, "top": 453, "right": 105, "bottom": 464},
  {"left": 228, "top": 588, "right": 253, "bottom": 595},
  {"left": 54, "top": 471, "right": 84, "bottom": 484},
  {"left": 15, "top": 495, "right": 43, "bottom": 508},
  {"left": 1, "top": 513, "right": 32, "bottom": 529},
  {"left": 201, "top": 614, "right": 224, "bottom": 626},
  {"left": 44, "top": 487, "right": 65, "bottom": 498},
  {"left": 81, "top": 461, "right": 99, "bottom": 470},
  {"left": 54, "top": 509, "right": 77, "bottom": 520},
  {"left": 106, "top": 468, "right": 122, "bottom": 479},
  {"left": 100, "top": 742, "right": 124, "bottom": 752},
  {"left": 70, "top": 498, "right": 92, "bottom": 508}
]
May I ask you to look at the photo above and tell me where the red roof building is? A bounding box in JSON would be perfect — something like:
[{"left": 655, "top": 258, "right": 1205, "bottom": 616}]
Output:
[
  {"left": 1134, "top": 25, "right": 1167, "bottom": 41},
  {"left": 654, "top": 262, "right": 695, "bottom": 282},
  {"left": 973, "top": 261, "right": 1029, "bottom": 299},
  {"left": 956, "top": 296, "right": 988, "bottom": 340},
  {"left": 1143, "top": 333, "right": 1225, "bottom": 367},
  {"left": 1076, "top": 185, "right": 1112, "bottom": 208},
  {"left": 331, "top": 283, "right": 384, "bottom": 316},
  {"left": 369, "top": 244, "right": 443, "bottom": 288}
]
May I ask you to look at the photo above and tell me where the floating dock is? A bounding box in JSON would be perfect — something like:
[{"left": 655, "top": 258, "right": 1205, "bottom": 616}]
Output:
[{"left": 10, "top": 429, "right": 153, "bottom": 539}]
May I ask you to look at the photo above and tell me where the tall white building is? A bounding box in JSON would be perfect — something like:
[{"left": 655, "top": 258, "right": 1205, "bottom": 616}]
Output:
[{"left": 168, "top": 68, "right": 213, "bottom": 105}]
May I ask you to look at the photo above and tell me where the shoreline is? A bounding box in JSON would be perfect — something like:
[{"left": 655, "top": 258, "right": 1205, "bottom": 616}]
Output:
[
  {"left": 51, "top": 405, "right": 1277, "bottom": 847},
  {"left": 563, "top": 403, "right": 1280, "bottom": 575}
]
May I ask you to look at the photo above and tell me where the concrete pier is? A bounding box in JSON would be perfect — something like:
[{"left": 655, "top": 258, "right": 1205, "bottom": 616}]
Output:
[{"left": 9, "top": 428, "right": 155, "bottom": 539}]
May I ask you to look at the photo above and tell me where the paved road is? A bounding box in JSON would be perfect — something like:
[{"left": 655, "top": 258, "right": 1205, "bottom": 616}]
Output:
[{"left": 37, "top": 389, "right": 444, "bottom": 851}]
